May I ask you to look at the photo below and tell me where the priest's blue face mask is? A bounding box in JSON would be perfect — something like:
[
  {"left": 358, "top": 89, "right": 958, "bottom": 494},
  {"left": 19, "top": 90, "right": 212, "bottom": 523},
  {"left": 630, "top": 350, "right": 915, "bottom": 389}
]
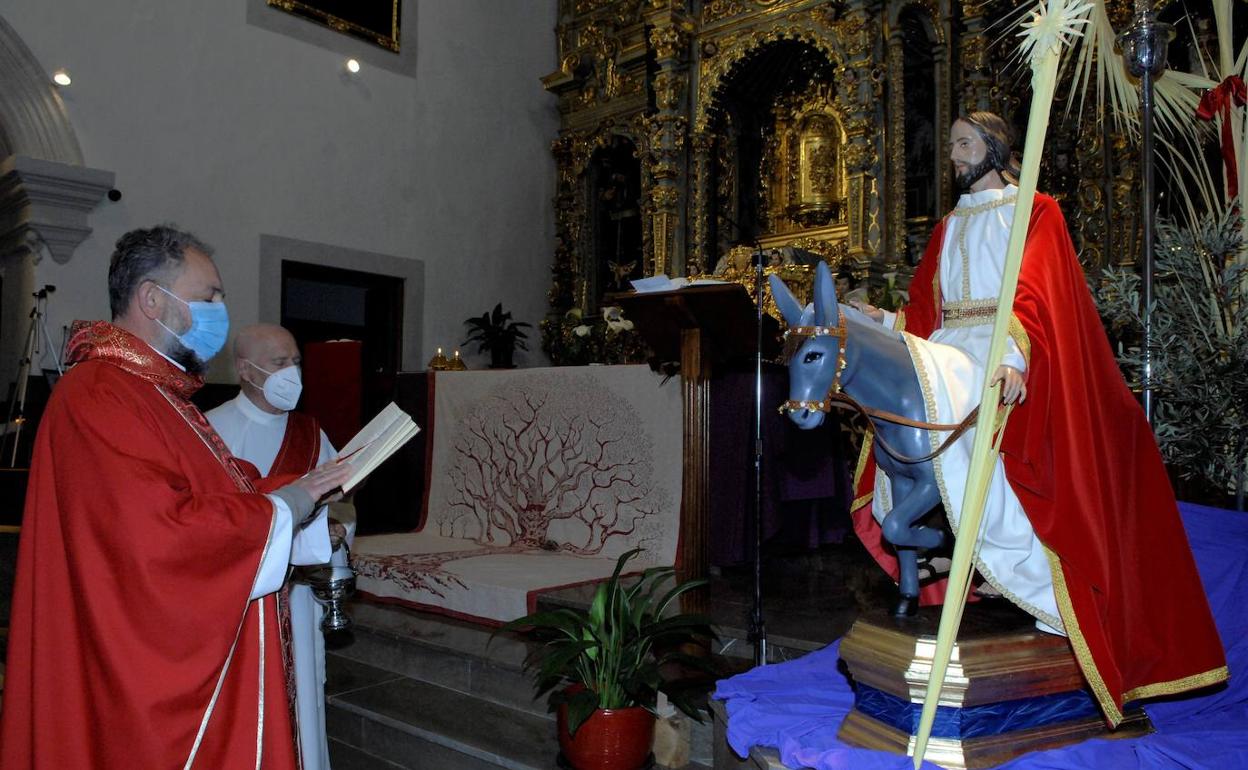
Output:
[{"left": 154, "top": 284, "right": 230, "bottom": 363}]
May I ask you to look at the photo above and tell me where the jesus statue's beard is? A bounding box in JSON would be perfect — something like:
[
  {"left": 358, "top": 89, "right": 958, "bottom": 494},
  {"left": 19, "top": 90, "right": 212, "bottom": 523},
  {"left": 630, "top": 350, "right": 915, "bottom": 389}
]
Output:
[{"left": 955, "top": 156, "right": 996, "bottom": 191}]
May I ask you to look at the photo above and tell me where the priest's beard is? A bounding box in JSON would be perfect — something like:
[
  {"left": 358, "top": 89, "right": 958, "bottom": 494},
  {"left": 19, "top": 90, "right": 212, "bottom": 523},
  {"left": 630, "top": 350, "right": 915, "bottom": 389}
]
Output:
[
  {"left": 955, "top": 156, "right": 996, "bottom": 192},
  {"left": 168, "top": 339, "right": 209, "bottom": 377},
  {"left": 158, "top": 310, "right": 209, "bottom": 376}
]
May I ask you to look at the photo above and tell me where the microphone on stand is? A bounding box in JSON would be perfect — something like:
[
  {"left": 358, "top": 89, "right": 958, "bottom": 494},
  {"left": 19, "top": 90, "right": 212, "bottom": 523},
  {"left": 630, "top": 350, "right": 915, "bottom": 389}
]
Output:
[{"left": 721, "top": 213, "right": 769, "bottom": 667}]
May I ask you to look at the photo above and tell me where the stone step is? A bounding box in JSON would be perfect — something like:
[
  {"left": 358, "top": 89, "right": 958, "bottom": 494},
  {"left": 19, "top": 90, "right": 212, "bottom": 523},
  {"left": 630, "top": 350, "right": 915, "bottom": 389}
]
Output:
[
  {"left": 328, "top": 738, "right": 409, "bottom": 770},
  {"left": 327, "top": 652, "right": 714, "bottom": 770},
  {"left": 331, "top": 600, "right": 542, "bottom": 716},
  {"left": 327, "top": 655, "right": 558, "bottom": 770},
  {"left": 327, "top": 600, "right": 718, "bottom": 769}
]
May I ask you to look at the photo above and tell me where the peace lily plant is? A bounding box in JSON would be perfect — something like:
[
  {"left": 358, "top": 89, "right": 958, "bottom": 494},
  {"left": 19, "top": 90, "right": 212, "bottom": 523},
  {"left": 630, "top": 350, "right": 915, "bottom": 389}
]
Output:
[{"left": 498, "top": 548, "right": 716, "bottom": 736}]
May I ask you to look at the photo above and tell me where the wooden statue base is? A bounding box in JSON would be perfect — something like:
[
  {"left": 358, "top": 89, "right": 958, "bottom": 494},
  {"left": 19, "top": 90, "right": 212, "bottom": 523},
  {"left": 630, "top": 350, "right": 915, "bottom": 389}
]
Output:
[{"left": 837, "top": 602, "right": 1151, "bottom": 769}]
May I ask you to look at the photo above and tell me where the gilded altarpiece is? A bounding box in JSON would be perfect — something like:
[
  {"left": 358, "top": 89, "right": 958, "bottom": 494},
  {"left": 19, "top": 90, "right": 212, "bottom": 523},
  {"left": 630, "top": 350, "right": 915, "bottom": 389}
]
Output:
[{"left": 540, "top": 0, "right": 1148, "bottom": 353}]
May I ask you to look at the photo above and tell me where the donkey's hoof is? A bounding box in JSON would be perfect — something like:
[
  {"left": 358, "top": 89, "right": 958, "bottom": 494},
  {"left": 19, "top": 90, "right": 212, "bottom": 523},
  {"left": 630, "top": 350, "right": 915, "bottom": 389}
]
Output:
[{"left": 892, "top": 594, "right": 919, "bottom": 618}]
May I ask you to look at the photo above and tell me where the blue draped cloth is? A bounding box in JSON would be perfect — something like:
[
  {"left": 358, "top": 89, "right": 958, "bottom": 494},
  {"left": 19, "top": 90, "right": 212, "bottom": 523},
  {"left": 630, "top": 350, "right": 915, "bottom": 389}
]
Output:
[{"left": 713, "top": 503, "right": 1248, "bottom": 769}]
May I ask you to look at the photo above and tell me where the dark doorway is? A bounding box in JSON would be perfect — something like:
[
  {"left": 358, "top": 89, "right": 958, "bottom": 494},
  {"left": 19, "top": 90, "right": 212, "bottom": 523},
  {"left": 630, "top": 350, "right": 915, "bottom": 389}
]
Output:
[
  {"left": 281, "top": 261, "right": 410, "bottom": 535},
  {"left": 280, "top": 260, "right": 404, "bottom": 424}
]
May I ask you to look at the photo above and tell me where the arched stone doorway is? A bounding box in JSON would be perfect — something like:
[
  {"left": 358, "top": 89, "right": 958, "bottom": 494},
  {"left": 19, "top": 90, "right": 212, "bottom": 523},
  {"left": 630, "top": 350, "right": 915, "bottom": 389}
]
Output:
[{"left": 0, "top": 14, "right": 112, "bottom": 397}]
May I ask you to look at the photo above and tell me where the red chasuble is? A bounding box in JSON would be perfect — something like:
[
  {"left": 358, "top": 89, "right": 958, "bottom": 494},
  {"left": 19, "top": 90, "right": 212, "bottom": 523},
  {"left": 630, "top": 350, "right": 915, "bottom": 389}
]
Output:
[
  {"left": 0, "top": 323, "right": 299, "bottom": 769},
  {"left": 851, "top": 195, "right": 1228, "bottom": 725}
]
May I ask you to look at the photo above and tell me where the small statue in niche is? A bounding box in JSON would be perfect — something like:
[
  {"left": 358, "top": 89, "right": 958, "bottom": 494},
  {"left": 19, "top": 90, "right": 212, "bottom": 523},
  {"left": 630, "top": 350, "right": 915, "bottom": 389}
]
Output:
[{"left": 596, "top": 162, "right": 642, "bottom": 290}]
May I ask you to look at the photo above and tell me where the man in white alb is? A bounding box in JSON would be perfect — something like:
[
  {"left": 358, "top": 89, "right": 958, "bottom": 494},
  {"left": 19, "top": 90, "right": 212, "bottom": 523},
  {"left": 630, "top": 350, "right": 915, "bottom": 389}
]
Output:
[{"left": 208, "top": 323, "right": 353, "bottom": 770}]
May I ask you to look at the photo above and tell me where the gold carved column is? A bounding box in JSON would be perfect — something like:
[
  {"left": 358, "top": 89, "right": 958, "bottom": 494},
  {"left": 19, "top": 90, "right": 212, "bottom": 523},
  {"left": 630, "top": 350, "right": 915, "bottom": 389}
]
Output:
[
  {"left": 957, "top": 0, "right": 995, "bottom": 113},
  {"left": 689, "top": 130, "right": 715, "bottom": 275},
  {"left": 642, "top": 9, "right": 694, "bottom": 277},
  {"left": 885, "top": 27, "right": 907, "bottom": 265},
  {"left": 834, "top": 9, "right": 881, "bottom": 264}
]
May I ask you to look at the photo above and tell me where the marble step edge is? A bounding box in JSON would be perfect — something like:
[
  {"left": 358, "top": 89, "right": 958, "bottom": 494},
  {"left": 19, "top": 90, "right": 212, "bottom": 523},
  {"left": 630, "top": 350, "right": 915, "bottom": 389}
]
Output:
[
  {"left": 345, "top": 600, "right": 532, "bottom": 673},
  {"left": 329, "top": 679, "right": 718, "bottom": 770},
  {"left": 328, "top": 680, "right": 556, "bottom": 770}
]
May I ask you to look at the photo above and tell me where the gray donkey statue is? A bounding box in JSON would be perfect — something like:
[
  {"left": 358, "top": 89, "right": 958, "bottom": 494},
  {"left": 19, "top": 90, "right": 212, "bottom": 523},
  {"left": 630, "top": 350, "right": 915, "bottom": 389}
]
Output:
[{"left": 770, "top": 262, "right": 965, "bottom": 617}]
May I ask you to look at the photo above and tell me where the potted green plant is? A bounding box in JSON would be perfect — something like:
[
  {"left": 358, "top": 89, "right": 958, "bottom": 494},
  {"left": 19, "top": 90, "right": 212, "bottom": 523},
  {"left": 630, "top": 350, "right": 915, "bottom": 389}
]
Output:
[
  {"left": 498, "top": 549, "right": 716, "bottom": 770},
  {"left": 462, "top": 303, "right": 532, "bottom": 369}
]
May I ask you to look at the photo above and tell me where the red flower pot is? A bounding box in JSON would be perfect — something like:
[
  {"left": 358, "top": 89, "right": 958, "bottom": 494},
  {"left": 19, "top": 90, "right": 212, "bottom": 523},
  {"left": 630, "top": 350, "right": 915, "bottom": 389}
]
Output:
[{"left": 557, "top": 700, "right": 655, "bottom": 770}]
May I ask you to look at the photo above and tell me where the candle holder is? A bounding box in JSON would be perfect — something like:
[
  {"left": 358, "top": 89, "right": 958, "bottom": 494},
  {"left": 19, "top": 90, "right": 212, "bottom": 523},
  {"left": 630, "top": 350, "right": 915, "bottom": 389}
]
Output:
[
  {"left": 1117, "top": 8, "right": 1174, "bottom": 79},
  {"left": 428, "top": 347, "right": 454, "bottom": 371}
]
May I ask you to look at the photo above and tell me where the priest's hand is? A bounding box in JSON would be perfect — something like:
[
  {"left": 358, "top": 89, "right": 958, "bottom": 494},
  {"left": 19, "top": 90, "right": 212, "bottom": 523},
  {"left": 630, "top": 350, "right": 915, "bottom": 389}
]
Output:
[
  {"left": 992, "top": 365, "right": 1027, "bottom": 404},
  {"left": 295, "top": 460, "right": 355, "bottom": 504},
  {"left": 272, "top": 461, "right": 354, "bottom": 528},
  {"left": 849, "top": 300, "right": 884, "bottom": 323}
]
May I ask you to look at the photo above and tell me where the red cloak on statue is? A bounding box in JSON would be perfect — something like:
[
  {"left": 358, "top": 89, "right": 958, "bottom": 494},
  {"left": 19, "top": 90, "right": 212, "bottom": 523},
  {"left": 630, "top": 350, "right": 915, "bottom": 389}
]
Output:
[
  {"left": 851, "top": 194, "right": 1228, "bottom": 725},
  {"left": 0, "top": 322, "right": 299, "bottom": 768}
]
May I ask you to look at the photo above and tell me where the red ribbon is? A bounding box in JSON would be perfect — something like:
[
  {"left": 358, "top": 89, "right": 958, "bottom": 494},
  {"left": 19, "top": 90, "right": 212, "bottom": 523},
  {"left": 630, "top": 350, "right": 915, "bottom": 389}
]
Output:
[{"left": 1196, "top": 75, "right": 1247, "bottom": 199}]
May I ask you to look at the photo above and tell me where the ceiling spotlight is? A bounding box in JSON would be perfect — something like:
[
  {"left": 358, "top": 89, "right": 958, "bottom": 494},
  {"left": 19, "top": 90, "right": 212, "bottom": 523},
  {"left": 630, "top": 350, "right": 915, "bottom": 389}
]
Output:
[
  {"left": 52, "top": 70, "right": 72, "bottom": 87},
  {"left": 345, "top": 59, "right": 360, "bottom": 74}
]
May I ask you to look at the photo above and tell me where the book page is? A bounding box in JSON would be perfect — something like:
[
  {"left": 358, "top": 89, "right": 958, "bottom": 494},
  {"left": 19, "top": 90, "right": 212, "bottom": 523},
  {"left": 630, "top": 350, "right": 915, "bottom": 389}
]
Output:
[{"left": 336, "top": 402, "right": 421, "bottom": 492}]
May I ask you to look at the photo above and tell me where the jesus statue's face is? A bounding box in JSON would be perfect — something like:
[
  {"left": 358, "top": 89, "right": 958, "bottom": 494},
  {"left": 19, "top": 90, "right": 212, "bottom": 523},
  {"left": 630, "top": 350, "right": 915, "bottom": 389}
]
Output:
[{"left": 948, "top": 120, "right": 998, "bottom": 193}]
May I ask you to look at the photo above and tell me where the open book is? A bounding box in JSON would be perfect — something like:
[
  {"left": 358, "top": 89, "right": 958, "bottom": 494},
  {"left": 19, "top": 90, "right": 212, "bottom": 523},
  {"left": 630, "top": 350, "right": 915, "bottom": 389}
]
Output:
[
  {"left": 335, "top": 402, "right": 421, "bottom": 492},
  {"left": 629, "top": 275, "right": 729, "bottom": 293}
]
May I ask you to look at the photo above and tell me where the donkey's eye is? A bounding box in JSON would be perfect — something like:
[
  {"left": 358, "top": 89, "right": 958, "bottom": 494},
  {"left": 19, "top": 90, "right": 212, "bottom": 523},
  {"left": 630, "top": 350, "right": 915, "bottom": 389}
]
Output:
[{"left": 803, "top": 351, "right": 823, "bottom": 364}]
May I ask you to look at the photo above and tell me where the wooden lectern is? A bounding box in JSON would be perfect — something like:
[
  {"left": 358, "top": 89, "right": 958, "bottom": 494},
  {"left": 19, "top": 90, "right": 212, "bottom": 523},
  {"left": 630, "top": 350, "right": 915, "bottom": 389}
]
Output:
[{"left": 614, "top": 284, "right": 779, "bottom": 589}]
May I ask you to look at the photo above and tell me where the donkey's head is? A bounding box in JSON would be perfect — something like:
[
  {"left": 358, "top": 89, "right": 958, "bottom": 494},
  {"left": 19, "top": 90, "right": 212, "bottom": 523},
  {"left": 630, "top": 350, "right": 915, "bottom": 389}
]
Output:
[{"left": 769, "top": 261, "right": 846, "bottom": 430}]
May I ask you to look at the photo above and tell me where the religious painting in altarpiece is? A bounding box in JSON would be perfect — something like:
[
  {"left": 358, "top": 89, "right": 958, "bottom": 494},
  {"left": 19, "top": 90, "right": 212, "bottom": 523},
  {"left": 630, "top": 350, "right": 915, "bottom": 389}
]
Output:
[{"left": 267, "top": 0, "right": 401, "bottom": 52}]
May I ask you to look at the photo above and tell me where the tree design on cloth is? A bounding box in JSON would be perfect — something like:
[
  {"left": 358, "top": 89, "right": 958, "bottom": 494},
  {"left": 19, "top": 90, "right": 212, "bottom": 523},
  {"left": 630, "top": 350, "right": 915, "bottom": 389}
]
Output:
[
  {"left": 443, "top": 373, "right": 664, "bottom": 554},
  {"left": 353, "top": 373, "right": 669, "bottom": 599}
]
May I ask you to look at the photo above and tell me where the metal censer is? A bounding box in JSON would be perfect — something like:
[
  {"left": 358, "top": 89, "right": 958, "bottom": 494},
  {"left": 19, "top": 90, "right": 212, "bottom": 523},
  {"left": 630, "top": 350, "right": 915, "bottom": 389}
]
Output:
[{"left": 298, "top": 536, "right": 356, "bottom": 633}]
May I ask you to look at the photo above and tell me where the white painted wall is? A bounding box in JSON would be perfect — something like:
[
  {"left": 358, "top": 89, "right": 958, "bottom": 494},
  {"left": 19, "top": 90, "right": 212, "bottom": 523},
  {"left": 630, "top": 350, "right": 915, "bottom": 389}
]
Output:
[{"left": 2, "top": 0, "right": 557, "bottom": 379}]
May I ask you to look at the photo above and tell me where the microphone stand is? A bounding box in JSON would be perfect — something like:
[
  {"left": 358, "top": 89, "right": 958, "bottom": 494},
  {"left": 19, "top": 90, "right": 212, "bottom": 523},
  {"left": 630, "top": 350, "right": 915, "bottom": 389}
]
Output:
[
  {"left": 721, "top": 211, "right": 770, "bottom": 667},
  {"left": 749, "top": 241, "right": 768, "bottom": 667}
]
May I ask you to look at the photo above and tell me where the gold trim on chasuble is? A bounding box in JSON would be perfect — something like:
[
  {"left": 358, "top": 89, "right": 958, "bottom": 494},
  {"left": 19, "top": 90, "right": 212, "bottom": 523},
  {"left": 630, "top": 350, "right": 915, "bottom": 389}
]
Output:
[
  {"left": 158, "top": 385, "right": 276, "bottom": 770},
  {"left": 255, "top": 597, "right": 266, "bottom": 770}
]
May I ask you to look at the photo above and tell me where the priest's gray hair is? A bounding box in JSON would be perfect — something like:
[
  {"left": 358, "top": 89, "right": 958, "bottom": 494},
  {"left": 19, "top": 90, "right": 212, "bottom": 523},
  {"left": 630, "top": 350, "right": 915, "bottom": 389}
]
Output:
[
  {"left": 108, "top": 225, "right": 214, "bottom": 319},
  {"left": 960, "top": 112, "right": 1021, "bottom": 185}
]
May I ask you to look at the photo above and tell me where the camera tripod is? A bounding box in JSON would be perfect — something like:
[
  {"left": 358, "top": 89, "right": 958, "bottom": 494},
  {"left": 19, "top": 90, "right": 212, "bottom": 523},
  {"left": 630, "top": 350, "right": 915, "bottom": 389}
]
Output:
[{"left": 3, "top": 285, "right": 62, "bottom": 467}]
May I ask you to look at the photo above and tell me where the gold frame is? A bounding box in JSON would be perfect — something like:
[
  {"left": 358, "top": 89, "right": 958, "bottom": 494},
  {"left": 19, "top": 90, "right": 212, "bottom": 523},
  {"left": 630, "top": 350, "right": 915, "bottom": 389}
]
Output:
[{"left": 267, "top": 0, "right": 401, "bottom": 53}]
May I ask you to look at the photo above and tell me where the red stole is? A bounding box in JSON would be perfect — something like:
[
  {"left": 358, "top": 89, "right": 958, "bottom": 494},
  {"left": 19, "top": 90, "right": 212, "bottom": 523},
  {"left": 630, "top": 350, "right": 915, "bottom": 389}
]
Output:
[
  {"left": 0, "top": 322, "right": 298, "bottom": 769},
  {"left": 272, "top": 411, "right": 322, "bottom": 477},
  {"left": 851, "top": 196, "right": 1227, "bottom": 725}
]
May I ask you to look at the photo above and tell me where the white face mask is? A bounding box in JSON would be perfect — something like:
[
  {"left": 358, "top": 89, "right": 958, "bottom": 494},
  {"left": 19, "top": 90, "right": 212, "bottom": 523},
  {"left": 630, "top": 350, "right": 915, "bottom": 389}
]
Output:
[{"left": 246, "top": 361, "right": 303, "bottom": 412}]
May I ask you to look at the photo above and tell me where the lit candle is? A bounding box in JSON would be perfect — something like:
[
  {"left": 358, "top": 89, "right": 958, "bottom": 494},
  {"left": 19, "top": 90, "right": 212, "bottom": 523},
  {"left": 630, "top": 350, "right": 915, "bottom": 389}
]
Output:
[
  {"left": 436, "top": 347, "right": 443, "bottom": 357},
  {"left": 453, "top": 350, "right": 460, "bottom": 359}
]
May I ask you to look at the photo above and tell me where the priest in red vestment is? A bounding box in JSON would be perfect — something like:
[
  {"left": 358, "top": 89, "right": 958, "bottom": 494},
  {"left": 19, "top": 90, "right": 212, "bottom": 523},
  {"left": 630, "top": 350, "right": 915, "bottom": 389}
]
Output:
[
  {"left": 0, "top": 226, "right": 353, "bottom": 768},
  {"left": 850, "top": 114, "right": 1227, "bottom": 726}
]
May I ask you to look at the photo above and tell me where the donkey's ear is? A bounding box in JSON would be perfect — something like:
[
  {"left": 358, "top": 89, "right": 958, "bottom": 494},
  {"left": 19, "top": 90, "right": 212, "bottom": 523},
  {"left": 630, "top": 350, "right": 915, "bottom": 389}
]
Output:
[
  {"left": 813, "top": 261, "right": 836, "bottom": 326},
  {"left": 768, "top": 274, "right": 804, "bottom": 327}
]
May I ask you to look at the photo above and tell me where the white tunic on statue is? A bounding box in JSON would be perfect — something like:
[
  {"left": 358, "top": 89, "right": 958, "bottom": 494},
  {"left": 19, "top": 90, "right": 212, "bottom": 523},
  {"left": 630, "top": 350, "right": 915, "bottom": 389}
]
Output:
[
  {"left": 878, "top": 184, "right": 1062, "bottom": 634},
  {"left": 207, "top": 392, "right": 346, "bottom": 770}
]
